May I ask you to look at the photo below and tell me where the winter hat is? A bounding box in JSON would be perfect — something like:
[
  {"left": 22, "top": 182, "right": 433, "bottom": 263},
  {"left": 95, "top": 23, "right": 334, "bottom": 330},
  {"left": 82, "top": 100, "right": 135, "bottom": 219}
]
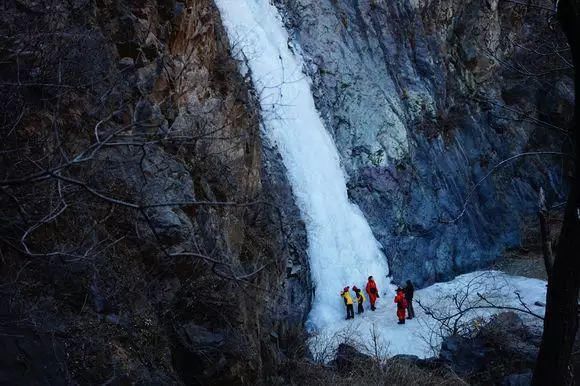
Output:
[
  {"left": 352, "top": 286, "right": 359, "bottom": 292},
  {"left": 343, "top": 286, "right": 349, "bottom": 292}
]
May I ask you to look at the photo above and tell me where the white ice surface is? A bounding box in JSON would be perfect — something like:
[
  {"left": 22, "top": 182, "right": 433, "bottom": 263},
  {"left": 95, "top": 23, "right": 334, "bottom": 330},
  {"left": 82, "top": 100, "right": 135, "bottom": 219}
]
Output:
[
  {"left": 309, "top": 271, "right": 547, "bottom": 360},
  {"left": 214, "top": 0, "right": 391, "bottom": 328}
]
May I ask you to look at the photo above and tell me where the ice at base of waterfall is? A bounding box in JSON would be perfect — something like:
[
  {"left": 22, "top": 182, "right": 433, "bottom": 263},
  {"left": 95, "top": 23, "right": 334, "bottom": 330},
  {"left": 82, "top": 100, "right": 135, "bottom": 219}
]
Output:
[{"left": 308, "top": 271, "right": 547, "bottom": 360}]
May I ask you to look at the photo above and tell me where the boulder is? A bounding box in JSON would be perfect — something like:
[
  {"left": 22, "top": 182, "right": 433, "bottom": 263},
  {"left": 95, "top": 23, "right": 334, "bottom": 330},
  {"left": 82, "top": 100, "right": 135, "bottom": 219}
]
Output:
[
  {"left": 0, "top": 326, "right": 67, "bottom": 385},
  {"left": 440, "top": 335, "right": 492, "bottom": 376},
  {"left": 335, "top": 343, "right": 371, "bottom": 373},
  {"left": 182, "top": 323, "right": 225, "bottom": 348}
]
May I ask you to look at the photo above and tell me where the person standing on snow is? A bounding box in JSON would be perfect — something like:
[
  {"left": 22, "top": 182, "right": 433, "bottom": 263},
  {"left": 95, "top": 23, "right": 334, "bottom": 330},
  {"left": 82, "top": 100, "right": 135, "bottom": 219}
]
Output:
[
  {"left": 394, "top": 287, "right": 407, "bottom": 324},
  {"left": 353, "top": 286, "right": 366, "bottom": 314},
  {"left": 404, "top": 280, "right": 415, "bottom": 319},
  {"left": 340, "top": 286, "right": 355, "bottom": 320},
  {"left": 365, "top": 276, "right": 379, "bottom": 311}
]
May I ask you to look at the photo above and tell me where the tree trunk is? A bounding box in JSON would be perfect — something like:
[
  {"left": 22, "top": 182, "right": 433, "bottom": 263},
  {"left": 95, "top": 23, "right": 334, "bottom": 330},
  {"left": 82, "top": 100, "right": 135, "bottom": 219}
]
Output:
[
  {"left": 532, "top": 1, "right": 580, "bottom": 385},
  {"left": 538, "top": 187, "right": 554, "bottom": 278}
]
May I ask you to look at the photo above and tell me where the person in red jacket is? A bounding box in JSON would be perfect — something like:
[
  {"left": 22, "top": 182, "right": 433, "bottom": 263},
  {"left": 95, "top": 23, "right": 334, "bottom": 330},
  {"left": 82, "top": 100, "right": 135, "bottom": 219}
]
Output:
[
  {"left": 394, "top": 287, "right": 407, "bottom": 324},
  {"left": 365, "top": 276, "right": 379, "bottom": 311}
]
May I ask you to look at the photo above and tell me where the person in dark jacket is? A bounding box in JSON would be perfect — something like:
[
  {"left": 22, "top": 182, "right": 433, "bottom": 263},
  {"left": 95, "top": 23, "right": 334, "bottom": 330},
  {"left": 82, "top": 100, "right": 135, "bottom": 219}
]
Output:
[
  {"left": 353, "top": 286, "right": 366, "bottom": 314},
  {"left": 404, "top": 280, "right": 415, "bottom": 319}
]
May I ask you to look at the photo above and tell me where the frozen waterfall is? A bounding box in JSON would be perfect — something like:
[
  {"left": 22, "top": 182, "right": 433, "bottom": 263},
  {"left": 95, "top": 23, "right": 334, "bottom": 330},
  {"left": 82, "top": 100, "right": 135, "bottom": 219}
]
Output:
[
  {"left": 214, "top": 0, "right": 391, "bottom": 327},
  {"left": 215, "top": 0, "right": 549, "bottom": 360}
]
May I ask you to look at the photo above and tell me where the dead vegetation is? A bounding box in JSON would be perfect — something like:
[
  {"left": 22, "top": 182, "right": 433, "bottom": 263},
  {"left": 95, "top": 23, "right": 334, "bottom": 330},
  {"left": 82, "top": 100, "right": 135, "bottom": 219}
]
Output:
[{"left": 276, "top": 357, "right": 465, "bottom": 386}]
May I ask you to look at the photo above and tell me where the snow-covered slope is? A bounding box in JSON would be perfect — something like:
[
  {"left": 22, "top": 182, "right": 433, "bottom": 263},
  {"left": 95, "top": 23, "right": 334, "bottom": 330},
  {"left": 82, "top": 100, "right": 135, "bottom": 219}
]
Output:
[
  {"left": 214, "top": 0, "right": 391, "bottom": 327},
  {"left": 310, "top": 271, "right": 547, "bottom": 359}
]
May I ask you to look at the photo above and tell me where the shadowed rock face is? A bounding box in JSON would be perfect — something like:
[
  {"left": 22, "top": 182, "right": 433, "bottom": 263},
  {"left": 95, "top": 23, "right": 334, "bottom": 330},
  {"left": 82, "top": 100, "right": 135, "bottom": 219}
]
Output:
[
  {"left": 0, "top": 0, "right": 309, "bottom": 384},
  {"left": 273, "top": 0, "right": 573, "bottom": 286},
  {"left": 0, "top": 0, "right": 572, "bottom": 383}
]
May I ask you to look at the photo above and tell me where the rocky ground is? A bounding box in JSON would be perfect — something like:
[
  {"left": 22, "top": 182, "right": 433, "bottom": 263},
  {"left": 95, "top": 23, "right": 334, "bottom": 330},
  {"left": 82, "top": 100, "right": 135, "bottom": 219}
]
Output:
[
  {"left": 492, "top": 210, "right": 564, "bottom": 281},
  {"left": 280, "top": 312, "right": 543, "bottom": 386},
  {"left": 493, "top": 255, "right": 547, "bottom": 281}
]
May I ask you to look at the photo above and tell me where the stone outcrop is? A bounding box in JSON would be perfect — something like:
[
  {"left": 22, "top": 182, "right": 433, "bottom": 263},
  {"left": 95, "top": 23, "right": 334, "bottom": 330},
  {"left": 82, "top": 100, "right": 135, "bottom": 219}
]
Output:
[{"left": 439, "top": 312, "right": 541, "bottom": 384}]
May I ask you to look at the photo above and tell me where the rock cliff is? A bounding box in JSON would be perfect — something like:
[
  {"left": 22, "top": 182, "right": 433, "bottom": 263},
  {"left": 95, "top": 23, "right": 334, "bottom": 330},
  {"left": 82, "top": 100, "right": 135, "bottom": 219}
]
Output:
[
  {"left": 0, "top": 0, "right": 308, "bottom": 383},
  {"left": 273, "top": 0, "right": 573, "bottom": 286}
]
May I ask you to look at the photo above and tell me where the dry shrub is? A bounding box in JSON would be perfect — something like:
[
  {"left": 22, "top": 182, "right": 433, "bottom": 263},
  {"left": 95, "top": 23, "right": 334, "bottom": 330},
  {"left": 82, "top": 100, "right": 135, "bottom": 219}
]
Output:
[
  {"left": 276, "top": 356, "right": 465, "bottom": 386},
  {"left": 274, "top": 322, "right": 466, "bottom": 385}
]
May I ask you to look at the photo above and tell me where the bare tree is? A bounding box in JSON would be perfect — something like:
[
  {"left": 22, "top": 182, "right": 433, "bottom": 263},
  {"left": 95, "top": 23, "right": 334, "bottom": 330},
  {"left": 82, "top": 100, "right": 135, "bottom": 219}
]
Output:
[{"left": 416, "top": 272, "right": 544, "bottom": 355}]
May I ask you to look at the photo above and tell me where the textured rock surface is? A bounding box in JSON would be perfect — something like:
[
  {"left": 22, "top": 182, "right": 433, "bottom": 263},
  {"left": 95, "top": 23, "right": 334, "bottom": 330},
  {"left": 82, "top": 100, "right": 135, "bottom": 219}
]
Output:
[
  {"left": 273, "top": 0, "right": 573, "bottom": 286},
  {"left": 0, "top": 0, "right": 308, "bottom": 384},
  {"left": 0, "top": 0, "right": 574, "bottom": 383}
]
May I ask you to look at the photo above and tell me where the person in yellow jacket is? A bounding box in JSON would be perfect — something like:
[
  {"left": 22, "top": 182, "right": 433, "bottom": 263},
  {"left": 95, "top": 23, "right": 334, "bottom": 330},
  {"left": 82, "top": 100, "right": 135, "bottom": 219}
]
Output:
[
  {"left": 340, "top": 286, "right": 355, "bottom": 320},
  {"left": 353, "top": 286, "right": 366, "bottom": 314}
]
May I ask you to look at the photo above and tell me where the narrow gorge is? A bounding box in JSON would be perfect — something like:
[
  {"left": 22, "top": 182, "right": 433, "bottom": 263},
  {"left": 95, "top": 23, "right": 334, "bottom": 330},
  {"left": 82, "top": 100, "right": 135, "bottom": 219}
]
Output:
[{"left": 0, "top": 0, "right": 576, "bottom": 385}]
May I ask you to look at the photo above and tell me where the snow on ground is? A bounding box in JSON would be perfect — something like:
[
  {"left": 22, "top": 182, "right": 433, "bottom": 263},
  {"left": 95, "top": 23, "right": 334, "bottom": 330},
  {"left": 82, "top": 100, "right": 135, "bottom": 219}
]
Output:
[{"left": 309, "top": 271, "right": 547, "bottom": 360}]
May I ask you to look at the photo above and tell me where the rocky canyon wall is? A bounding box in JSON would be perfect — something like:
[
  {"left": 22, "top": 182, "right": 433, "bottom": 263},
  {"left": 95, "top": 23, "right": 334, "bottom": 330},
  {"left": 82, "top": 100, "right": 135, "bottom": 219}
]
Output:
[
  {"left": 273, "top": 0, "right": 574, "bottom": 286},
  {"left": 0, "top": 0, "right": 308, "bottom": 384}
]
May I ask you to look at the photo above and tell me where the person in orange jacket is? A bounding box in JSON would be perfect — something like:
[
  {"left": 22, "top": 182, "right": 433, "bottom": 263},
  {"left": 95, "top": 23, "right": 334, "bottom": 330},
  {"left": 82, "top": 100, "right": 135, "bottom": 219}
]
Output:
[
  {"left": 394, "top": 287, "right": 407, "bottom": 324},
  {"left": 366, "top": 276, "right": 379, "bottom": 311},
  {"left": 340, "top": 286, "right": 355, "bottom": 320}
]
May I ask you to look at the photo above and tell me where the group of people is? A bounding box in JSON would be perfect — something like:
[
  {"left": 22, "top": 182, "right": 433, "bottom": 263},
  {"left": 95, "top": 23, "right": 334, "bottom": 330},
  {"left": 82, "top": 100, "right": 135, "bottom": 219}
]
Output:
[{"left": 340, "top": 276, "right": 415, "bottom": 324}]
